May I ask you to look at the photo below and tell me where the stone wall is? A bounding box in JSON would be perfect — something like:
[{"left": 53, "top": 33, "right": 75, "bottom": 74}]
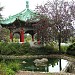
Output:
[{"left": 62, "top": 62, "right": 75, "bottom": 73}]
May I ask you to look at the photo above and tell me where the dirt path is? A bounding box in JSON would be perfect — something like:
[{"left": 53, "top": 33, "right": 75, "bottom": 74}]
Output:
[{"left": 16, "top": 71, "right": 75, "bottom": 75}]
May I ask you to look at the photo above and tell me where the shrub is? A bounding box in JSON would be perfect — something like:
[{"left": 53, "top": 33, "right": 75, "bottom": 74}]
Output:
[
  {"left": 0, "top": 42, "right": 30, "bottom": 55},
  {"left": 0, "top": 42, "right": 8, "bottom": 54},
  {"left": 43, "top": 41, "right": 59, "bottom": 54},
  {"left": 66, "top": 43, "right": 75, "bottom": 56},
  {"left": 5, "top": 67, "right": 15, "bottom": 75},
  {"left": 20, "top": 42, "right": 30, "bottom": 54},
  {"left": 0, "top": 60, "right": 20, "bottom": 75},
  {"left": 0, "top": 62, "right": 15, "bottom": 75},
  {"left": 61, "top": 45, "right": 68, "bottom": 53},
  {"left": 8, "top": 61, "right": 20, "bottom": 72},
  {"left": 29, "top": 41, "right": 59, "bottom": 55}
]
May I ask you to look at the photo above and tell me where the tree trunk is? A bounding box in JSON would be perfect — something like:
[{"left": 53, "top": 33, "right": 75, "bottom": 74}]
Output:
[{"left": 58, "top": 27, "right": 61, "bottom": 53}]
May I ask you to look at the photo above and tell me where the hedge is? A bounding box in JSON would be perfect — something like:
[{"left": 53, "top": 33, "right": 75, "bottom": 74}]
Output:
[
  {"left": 0, "top": 42, "right": 30, "bottom": 55},
  {"left": 66, "top": 43, "right": 75, "bottom": 56}
]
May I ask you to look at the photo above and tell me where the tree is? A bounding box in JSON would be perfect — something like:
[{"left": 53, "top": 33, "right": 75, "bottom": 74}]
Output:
[
  {"left": 35, "top": 0, "right": 74, "bottom": 52},
  {"left": 0, "top": 6, "right": 3, "bottom": 19},
  {"left": 0, "top": 5, "right": 3, "bottom": 31},
  {"left": 0, "top": 27, "right": 10, "bottom": 42},
  {"left": 33, "top": 14, "right": 51, "bottom": 44},
  {"left": 0, "top": 6, "right": 10, "bottom": 42},
  {"left": 69, "top": 0, "right": 75, "bottom": 20}
]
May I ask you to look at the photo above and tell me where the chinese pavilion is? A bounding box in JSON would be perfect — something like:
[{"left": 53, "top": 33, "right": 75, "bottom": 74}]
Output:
[{"left": 0, "top": 1, "right": 40, "bottom": 43}]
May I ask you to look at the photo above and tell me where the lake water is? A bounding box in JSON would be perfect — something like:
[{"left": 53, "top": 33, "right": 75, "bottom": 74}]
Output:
[
  {"left": 48, "top": 59, "right": 68, "bottom": 72},
  {"left": 20, "top": 58, "right": 68, "bottom": 72},
  {"left": 0, "top": 58, "right": 68, "bottom": 72}
]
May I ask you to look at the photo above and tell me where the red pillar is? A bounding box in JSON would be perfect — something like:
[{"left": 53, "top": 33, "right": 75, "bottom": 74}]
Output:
[
  {"left": 37, "top": 31, "right": 40, "bottom": 44},
  {"left": 32, "top": 35, "right": 34, "bottom": 41},
  {"left": 37, "top": 39, "right": 40, "bottom": 44},
  {"left": 20, "top": 28, "right": 24, "bottom": 43},
  {"left": 10, "top": 31, "right": 13, "bottom": 42}
]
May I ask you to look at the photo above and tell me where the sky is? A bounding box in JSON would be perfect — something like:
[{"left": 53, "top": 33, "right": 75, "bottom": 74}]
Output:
[
  {"left": 0, "top": 0, "right": 48, "bottom": 18},
  {"left": 0, "top": 0, "right": 74, "bottom": 18}
]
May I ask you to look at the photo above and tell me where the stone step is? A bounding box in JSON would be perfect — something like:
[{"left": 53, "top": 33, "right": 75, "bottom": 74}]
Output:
[{"left": 16, "top": 71, "right": 75, "bottom": 75}]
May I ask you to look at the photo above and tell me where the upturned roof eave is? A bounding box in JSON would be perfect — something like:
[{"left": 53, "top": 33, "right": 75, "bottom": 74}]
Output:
[{"left": 0, "top": 8, "right": 40, "bottom": 25}]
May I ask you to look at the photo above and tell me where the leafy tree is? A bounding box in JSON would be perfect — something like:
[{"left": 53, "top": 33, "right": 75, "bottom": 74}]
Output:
[
  {"left": 0, "top": 6, "right": 10, "bottom": 42},
  {"left": 33, "top": 14, "right": 51, "bottom": 44},
  {"left": 35, "top": 0, "right": 74, "bottom": 52},
  {"left": 0, "top": 28, "right": 10, "bottom": 42},
  {"left": 69, "top": 0, "right": 75, "bottom": 20},
  {"left": 0, "top": 5, "right": 3, "bottom": 32},
  {"left": 0, "top": 6, "right": 3, "bottom": 19}
]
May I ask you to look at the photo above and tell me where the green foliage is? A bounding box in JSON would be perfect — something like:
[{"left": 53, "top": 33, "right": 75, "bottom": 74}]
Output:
[
  {"left": 0, "top": 41, "right": 69, "bottom": 55},
  {"left": 0, "top": 28, "right": 10, "bottom": 42},
  {"left": 46, "top": 41, "right": 58, "bottom": 51},
  {"left": 0, "top": 42, "right": 8, "bottom": 54},
  {"left": 7, "top": 61, "right": 20, "bottom": 72},
  {"left": 61, "top": 45, "right": 68, "bottom": 53},
  {"left": 29, "top": 42, "right": 69, "bottom": 55},
  {"left": 69, "top": 37, "right": 75, "bottom": 43},
  {"left": 4, "top": 67, "right": 15, "bottom": 75},
  {"left": 0, "top": 42, "right": 30, "bottom": 55},
  {"left": 67, "top": 43, "right": 75, "bottom": 56},
  {"left": 0, "top": 63, "right": 6, "bottom": 75},
  {"left": 0, "top": 60, "right": 20, "bottom": 75},
  {"left": 29, "top": 41, "right": 59, "bottom": 55},
  {"left": 0, "top": 62, "right": 15, "bottom": 75},
  {"left": 24, "top": 34, "right": 32, "bottom": 42},
  {"left": 48, "top": 58, "right": 59, "bottom": 67}
]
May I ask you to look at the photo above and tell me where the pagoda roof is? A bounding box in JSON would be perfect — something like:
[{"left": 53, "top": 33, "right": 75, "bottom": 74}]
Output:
[{"left": 0, "top": 1, "right": 40, "bottom": 25}]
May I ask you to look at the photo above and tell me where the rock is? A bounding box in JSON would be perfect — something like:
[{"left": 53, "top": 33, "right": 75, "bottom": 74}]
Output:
[
  {"left": 41, "top": 58, "right": 48, "bottom": 62},
  {"left": 22, "top": 61, "right": 26, "bottom": 64},
  {"left": 33, "top": 58, "right": 48, "bottom": 66}
]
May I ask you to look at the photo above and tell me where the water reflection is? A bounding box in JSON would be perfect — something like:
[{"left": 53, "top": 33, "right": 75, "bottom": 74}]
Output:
[
  {"left": 0, "top": 58, "right": 68, "bottom": 72},
  {"left": 49, "top": 59, "right": 68, "bottom": 72},
  {"left": 21, "top": 58, "right": 68, "bottom": 72}
]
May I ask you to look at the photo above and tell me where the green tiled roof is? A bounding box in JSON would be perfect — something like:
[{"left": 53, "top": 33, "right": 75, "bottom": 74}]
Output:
[
  {"left": 0, "top": 1, "right": 39, "bottom": 25},
  {"left": 18, "top": 9, "right": 38, "bottom": 21},
  {"left": 0, "top": 16, "right": 16, "bottom": 24}
]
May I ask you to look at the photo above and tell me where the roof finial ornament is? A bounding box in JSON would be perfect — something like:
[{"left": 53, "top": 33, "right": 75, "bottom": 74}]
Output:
[{"left": 26, "top": 1, "right": 29, "bottom": 9}]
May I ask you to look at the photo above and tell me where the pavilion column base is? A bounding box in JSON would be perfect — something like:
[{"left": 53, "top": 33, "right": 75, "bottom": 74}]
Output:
[
  {"left": 10, "top": 31, "right": 13, "bottom": 42},
  {"left": 20, "top": 28, "right": 24, "bottom": 43},
  {"left": 37, "top": 39, "right": 41, "bottom": 44},
  {"left": 32, "top": 35, "right": 34, "bottom": 41}
]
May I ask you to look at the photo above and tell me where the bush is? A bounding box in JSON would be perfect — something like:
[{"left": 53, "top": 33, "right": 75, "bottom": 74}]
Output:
[
  {"left": 29, "top": 41, "right": 59, "bottom": 55},
  {"left": 43, "top": 41, "right": 59, "bottom": 54},
  {"left": 66, "top": 43, "right": 75, "bottom": 56},
  {"left": 5, "top": 67, "right": 15, "bottom": 75},
  {"left": 0, "top": 42, "right": 30, "bottom": 55},
  {"left": 29, "top": 42, "right": 69, "bottom": 55},
  {"left": 20, "top": 42, "right": 30, "bottom": 54},
  {"left": 0, "top": 62, "right": 15, "bottom": 75},
  {"left": 8, "top": 61, "right": 20, "bottom": 72},
  {"left": 0, "top": 42, "right": 8, "bottom": 54},
  {"left": 0, "top": 60, "right": 20, "bottom": 75},
  {"left": 61, "top": 45, "right": 68, "bottom": 53}
]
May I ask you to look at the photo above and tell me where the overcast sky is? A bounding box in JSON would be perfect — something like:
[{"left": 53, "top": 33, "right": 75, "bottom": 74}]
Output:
[
  {"left": 0, "top": 0, "right": 74, "bottom": 18},
  {"left": 0, "top": 0, "right": 48, "bottom": 18}
]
